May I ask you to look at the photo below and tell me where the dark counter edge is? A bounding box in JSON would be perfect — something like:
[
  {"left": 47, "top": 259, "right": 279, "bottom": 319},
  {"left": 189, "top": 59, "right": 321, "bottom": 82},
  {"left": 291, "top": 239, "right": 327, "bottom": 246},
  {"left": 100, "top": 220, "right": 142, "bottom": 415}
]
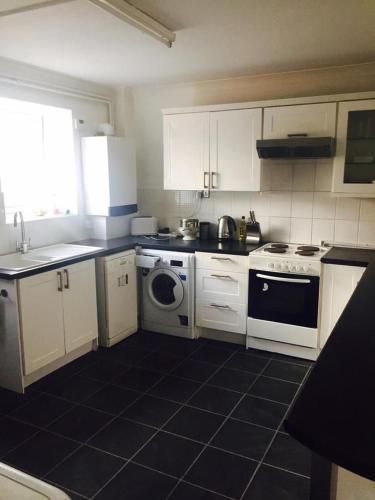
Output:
[
  {"left": 0, "top": 236, "right": 261, "bottom": 280},
  {"left": 286, "top": 245, "right": 375, "bottom": 482}
]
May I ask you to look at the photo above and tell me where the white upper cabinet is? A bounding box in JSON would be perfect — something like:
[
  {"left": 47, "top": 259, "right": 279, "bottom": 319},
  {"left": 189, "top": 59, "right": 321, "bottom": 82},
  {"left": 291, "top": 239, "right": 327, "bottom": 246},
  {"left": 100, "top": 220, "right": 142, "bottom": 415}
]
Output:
[
  {"left": 163, "top": 109, "right": 262, "bottom": 191},
  {"left": 263, "top": 103, "right": 337, "bottom": 139},
  {"left": 209, "top": 109, "right": 262, "bottom": 191},
  {"left": 82, "top": 136, "right": 137, "bottom": 216},
  {"left": 163, "top": 112, "right": 210, "bottom": 190},
  {"left": 332, "top": 99, "right": 375, "bottom": 196}
]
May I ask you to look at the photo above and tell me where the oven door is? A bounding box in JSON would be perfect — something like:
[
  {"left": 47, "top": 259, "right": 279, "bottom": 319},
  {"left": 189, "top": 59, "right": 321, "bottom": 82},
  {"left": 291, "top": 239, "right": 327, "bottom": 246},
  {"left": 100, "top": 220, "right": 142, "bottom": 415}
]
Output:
[{"left": 248, "top": 270, "right": 319, "bottom": 328}]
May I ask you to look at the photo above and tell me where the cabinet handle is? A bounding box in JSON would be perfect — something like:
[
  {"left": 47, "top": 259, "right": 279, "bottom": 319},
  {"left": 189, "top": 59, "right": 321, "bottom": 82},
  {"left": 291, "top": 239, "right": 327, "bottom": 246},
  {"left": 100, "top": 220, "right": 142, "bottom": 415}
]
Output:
[
  {"left": 287, "top": 133, "right": 308, "bottom": 137},
  {"left": 210, "top": 303, "right": 232, "bottom": 310},
  {"left": 57, "top": 271, "right": 63, "bottom": 292},
  {"left": 210, "top": 274, "right": 235, "bottom": 280},
  {"left": 63, "top": 269, "right": 70, "bottom": 289},
  {"left": 203, "top": 171, "right": 209, "bottom": 189},
  {"left": 211, "top": 256, "right": 232, "bottom": 261},
  {"left": 126, "top": 273, "right": 128, "bottom": 285},
  {"left": 211, "top": 172, "right": 218, "bottom": 189}
]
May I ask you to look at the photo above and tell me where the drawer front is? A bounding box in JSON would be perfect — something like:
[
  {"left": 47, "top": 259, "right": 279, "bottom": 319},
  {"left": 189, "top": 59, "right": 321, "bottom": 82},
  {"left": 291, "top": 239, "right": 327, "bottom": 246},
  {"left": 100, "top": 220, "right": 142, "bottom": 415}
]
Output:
[
  {"left": 106, "top": 253, "right": 135, "bottom": 274},
  {"left": 196, "top": 269, "right": 248, "bottom": 303},
  {"left": 196, "top": 252, "right": 248, "bottom": 272},
  {"left": 196, "top": 300, "right": 247, "bottom": 335}
]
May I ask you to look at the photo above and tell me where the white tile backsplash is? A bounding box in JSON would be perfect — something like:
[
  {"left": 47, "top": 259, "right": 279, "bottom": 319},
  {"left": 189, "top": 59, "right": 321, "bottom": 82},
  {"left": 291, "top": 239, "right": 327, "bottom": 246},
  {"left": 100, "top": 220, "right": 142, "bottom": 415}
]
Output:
[
  {"left": 335, "top": 197, "right": 360, "bottom": 220},
  {"left": 312, "top": 192, "right": 336, "bottom": 219},
  {"left": 138, "top": 160, "right": 375, "bottom": 247},
  {"left": 334, "top": 220, "right": 359, "bottom": 245},
  {"left": 311, "top": 219, "right": 335, "bottom": 245},
  {"left": 269, "top": 217, "right": 291, "bottom": 242},
  {"left": 290, "top": 218, "right": 312, "bottom": 244},
  {"left": 291, "top": 192, "right": 313, "bottom": 218}
]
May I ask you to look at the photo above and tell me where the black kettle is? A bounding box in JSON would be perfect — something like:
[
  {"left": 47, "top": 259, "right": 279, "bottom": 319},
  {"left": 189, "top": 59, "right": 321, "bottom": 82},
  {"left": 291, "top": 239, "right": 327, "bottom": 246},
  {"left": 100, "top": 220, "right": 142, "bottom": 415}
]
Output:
[{"left": 217, "top": 216, "right": 237, "bottom": 240}]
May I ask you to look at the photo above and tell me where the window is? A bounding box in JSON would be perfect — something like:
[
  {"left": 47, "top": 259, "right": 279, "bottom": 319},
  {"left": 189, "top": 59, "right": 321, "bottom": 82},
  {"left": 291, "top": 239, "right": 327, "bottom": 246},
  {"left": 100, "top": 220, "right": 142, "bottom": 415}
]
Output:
[{"left": 0, "top": 97, "right": 77, "bottom": 222}]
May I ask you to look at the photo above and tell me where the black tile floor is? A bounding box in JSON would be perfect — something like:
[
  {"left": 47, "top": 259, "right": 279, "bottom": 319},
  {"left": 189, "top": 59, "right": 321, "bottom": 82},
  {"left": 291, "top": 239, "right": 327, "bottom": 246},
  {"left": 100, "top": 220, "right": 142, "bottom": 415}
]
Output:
[{"left": 0, "top": 331, "right": 313, "bottom": 500}]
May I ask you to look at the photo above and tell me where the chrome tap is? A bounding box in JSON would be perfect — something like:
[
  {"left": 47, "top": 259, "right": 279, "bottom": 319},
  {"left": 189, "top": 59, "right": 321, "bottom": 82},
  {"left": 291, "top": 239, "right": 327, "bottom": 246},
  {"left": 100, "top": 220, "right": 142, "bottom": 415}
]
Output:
[{"left": 14, "top": 211, "right": 30, "bottom": 253}]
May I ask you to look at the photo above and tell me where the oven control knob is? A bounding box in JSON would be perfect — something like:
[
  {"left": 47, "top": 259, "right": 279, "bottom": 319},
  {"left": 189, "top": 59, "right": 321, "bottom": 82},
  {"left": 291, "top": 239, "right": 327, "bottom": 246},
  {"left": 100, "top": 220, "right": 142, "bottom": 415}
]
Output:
[
  {"left": 303, "top": 266, "right": 308, "bottom": 272},
  {"left": 296, "top": 265, "right": 301, "bottom": 272}
]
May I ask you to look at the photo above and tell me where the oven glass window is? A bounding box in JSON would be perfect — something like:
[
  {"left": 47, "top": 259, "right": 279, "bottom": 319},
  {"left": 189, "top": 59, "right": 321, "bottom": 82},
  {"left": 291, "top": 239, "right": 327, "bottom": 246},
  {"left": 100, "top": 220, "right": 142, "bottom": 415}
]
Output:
[{"left": 248, "top": 270, "right": 320, "bottom": 328}]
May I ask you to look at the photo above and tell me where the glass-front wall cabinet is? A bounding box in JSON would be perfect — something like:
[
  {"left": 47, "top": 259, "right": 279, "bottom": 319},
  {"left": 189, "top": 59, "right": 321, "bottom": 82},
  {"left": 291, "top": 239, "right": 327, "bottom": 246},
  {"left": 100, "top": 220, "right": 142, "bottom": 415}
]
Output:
[{"left": 333, "top": 99, "right": 375, "bottom": 195}]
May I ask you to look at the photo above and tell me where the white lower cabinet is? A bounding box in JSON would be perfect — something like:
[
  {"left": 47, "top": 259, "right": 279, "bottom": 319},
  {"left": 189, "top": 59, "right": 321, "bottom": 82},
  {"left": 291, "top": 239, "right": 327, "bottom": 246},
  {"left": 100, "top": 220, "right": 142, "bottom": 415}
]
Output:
[
  {"left": 319, "top": 264, "right": 365, "bottom": 348},
  {"left": 195, "top": 252, "right": 248, "bottom": 335},
  {"left": 18, "top": 259, "right": 98, "bottom": 375}
]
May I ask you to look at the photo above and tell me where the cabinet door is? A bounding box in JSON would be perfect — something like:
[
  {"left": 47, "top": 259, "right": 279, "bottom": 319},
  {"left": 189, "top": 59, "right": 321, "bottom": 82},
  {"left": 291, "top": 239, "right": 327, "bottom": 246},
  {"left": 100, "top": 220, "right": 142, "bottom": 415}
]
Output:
[
  {"left": 196, "top": 300, "right": 247, "bottom": 334},
  {"left": 332, "top": 100, "right": 375, "bottom": 195},
  {"left": 209, "top": 109, "right": 262, "bottom": 191},
  {"left": 163, "top": 113, "right": 210, "bottom": 190},
  {"left": 319, "top": 264, "right": 365, "bottom": 347},
  {"left": 263, "top": 103, "right": 336, "bottom": 139},
  {"left": 62, "top": 260, "right": 98, "bottom": 353},
  {"left": 105, "top": 253, "right": 138, "bottom": 339},
  {"left": 18, "top": 270, "right": 65, "bottom": 375}
]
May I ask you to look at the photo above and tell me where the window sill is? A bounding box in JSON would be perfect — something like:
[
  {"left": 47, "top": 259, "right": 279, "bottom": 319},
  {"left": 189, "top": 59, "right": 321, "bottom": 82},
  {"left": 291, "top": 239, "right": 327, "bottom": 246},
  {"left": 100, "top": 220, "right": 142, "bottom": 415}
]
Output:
[{"left": 5, "top": 213, "right": 79, "bottom": 225}]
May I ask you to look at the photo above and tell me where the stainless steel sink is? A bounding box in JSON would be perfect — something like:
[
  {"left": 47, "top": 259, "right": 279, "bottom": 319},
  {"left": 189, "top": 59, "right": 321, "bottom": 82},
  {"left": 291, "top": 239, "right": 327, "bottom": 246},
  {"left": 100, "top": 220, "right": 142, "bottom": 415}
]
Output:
[{"left": 0, "top": 244, "right": 102, "bottom": 271}]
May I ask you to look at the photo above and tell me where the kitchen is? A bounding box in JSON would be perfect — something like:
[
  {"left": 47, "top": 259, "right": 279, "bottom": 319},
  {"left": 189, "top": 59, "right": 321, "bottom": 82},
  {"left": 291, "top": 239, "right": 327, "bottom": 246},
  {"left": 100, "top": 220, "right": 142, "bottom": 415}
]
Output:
[{"left": 0, "top": 1, "right": 374, "bottom": 499}]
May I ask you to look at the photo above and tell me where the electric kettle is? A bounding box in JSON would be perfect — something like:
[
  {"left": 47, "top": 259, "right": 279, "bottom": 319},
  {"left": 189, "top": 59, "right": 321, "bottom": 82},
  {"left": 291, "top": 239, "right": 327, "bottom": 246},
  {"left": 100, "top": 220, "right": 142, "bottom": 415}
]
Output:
[{"left": 217, "top": 216, "right": 237, "bottom": 240}]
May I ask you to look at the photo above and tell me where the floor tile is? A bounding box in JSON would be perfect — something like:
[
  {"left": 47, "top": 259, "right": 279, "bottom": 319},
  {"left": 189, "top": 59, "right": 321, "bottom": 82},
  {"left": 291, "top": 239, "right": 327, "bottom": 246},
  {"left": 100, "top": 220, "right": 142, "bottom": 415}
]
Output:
[
  {"left": 79, "top": 359, "right": 128, "bottom": 382},
  {"left": 209, "top": 367, "right": 256, "bottom": 393},
  {"left": 47, "top": 445, "right": 124, "bottom": 498},
  {"left": 139, "top": 351, "right": 184, "bottom": 372},
  {"left": 272, "top": 353, "right": 313, "bottom": 367},
  {"left": 185, "top": 446, "right": 257, "bottom": 498},
  {"left": 204, "top": 339, "right": 240, "bottom": 352},
  {"left": 172, "top": 359, "right": 217, "bottom": 382},
  {"left": 240, "top": 347, "right": 273, "bottom": 358},
  {"left": 48, "top": 405, "right": 112, "bottom": 442},
  {"left": 85, "top": 384, "right": 139, "bottom": 415},
  {"left": 4, "top": 431, "right": 78, "bottom": 477},
  {"left": 225, "top": 353, "right": 269, "bottom": 374},
  {"left": 190, "top": 345, "right": 233, "bottom": 365},
  {"left": 10, "top": 393, "right": 73, "bottom": 427},
  {"left": 114, "top": 367, "right": 163, "bottom": 392},
  {"left": 189, "top": 385, "right": 242, "bottom": 416},
  {"left": 212, "top": 419, "right": 274, "bottom": 460},
  {"left": 264, "top": 433, "right": 311, "bottom": 477},
  {"left": 0, "top": 417, "right": 39, "bottom": 457},
  {"left": 249, "top": 376, "right": 299, "bottom": 404},
  {"left": 0, "top": 388, "right": 35, "bottom": 414},
  {"left": 243, "top": 464, "right": 310, "bottom": 500},
  {"left": 263, "top": 361, "right": 309, "bottom": 384},
  {"left": 150, "top": 376, "right": 200, "bottom": 403},
  {"left": 46, "top": 375, "right": 104, "bottom": 403},
  {"left": 165, "top": 406, "right": 224, "bottom": 443},
  {"left": 121, "top": 394, "right": 180, "bottom": 427},
  {"left": 169, "top": 481, "right": 225, "bottom": 500},
  {"left": 89, "top": 418, "right": 156, "bottom": 459},
  {"left": 95, "top": 462, "right": 176, "bottom": 500},
  {"left": 157, "top": 337, "right": 204, "bottom": 357},
  {"left": 232, "top": 395, "right": 288, "bottom": 429},
  {"left": 134, "top": 431, "right": 203, "bottom": 477}
]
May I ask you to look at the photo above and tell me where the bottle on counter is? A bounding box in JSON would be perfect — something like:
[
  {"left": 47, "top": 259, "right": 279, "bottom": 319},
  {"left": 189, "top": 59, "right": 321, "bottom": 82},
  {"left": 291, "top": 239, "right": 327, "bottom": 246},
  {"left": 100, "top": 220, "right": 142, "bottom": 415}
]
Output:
[{"left": 239, "top": 216, "right": 247, "bottom": 242}]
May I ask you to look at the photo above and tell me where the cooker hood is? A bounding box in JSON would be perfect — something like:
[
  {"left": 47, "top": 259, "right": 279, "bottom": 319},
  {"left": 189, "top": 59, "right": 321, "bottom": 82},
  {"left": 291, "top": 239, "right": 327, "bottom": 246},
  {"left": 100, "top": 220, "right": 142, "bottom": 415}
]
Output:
[{"left": 256, "top": 136, "right": 336, "bottom": 159}]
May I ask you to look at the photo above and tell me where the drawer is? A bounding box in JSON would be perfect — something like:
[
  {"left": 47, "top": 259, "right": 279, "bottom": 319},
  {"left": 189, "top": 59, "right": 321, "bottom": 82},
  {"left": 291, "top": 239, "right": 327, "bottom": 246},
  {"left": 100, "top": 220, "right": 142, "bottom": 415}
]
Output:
[
  {"left": 196, "top": 252, "right": 248, "bottom": 272},
  {"left": 105, "top": 253, "right": 135, "bottom": 275},
  {"left": 196, "top": 268, "right": 248, "bottom": 303},
  {"left": 196, "top": 300, "right": 247, "bottom": 335}
]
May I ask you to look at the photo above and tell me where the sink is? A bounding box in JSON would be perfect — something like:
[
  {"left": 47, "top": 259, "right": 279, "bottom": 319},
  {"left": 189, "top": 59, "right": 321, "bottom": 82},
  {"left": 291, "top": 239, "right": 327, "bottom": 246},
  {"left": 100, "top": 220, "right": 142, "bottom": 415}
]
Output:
[{"left": 0, "top": 244, "right": 102, "bottom": 271}]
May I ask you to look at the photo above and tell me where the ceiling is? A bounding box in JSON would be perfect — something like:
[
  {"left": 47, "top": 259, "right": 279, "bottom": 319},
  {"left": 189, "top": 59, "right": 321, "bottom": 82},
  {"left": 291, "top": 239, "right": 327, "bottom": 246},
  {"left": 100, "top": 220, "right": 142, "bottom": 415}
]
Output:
[{"left": 0, "top": 0, "right": 374, "bottom": 87}]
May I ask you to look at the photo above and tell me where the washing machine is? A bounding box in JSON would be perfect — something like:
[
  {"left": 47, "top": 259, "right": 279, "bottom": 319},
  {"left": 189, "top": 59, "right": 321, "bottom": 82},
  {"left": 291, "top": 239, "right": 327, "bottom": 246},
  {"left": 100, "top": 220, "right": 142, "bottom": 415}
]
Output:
[{"left": 137, "top": 249, "right": 196, "bottom": 338}]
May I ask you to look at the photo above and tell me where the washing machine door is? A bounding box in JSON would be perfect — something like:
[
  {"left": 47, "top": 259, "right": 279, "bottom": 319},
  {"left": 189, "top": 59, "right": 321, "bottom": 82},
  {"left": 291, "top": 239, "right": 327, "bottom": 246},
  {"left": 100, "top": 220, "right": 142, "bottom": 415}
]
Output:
[{"left": 146, "top": 268, "right": 184, "bottom": 311}]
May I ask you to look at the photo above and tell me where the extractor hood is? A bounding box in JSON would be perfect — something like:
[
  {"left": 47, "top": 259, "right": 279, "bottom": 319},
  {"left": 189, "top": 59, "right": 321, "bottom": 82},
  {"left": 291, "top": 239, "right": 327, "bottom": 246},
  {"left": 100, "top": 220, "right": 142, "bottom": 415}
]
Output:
[{"left": 256, "top": 136, "right": 336, "bottom": 159}]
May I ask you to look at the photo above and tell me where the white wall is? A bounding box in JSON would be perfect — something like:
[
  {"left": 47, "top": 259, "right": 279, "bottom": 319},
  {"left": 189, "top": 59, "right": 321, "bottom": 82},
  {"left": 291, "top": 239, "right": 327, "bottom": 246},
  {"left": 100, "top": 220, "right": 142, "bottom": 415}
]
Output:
[
  {"left": 0, "top": 58, "right": 116, "bottom": 253},
  {"left": 133, "top": 62, "right": 375, "bottom": 245}
]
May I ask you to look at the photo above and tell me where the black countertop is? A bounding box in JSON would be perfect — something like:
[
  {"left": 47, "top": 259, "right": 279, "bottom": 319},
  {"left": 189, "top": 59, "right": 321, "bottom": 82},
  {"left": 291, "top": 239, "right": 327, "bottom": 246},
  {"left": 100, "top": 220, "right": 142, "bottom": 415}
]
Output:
[
  {"left": 0, "top": 236, "right": 259, "bottom": 280},
  {"left": 285, "top": 246, "right": 375, "bottom": 481}
]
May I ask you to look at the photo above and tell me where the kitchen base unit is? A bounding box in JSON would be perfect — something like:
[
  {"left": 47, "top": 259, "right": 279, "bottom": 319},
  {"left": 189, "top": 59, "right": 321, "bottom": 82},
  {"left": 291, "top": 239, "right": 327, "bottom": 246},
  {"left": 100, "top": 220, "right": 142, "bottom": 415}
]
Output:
[
  {"left": 96, "top": 250, "right": 138, "bottom": 347},
  {"left": 0, "top": 259, "right": 98, "bottom": 393}
]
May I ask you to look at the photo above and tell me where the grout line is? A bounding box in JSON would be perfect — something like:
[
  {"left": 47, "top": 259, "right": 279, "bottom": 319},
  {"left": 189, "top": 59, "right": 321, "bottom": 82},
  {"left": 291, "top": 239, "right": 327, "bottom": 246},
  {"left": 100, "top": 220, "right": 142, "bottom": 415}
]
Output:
[
  {"left": 164, "top": 356, "right": 275, "bottom": 500},
  {"left": 239, "top": 364, "right": 313, "bottom": 499},
  {"left": 261, "top": 461, "right": 311, "bottom": 479}
]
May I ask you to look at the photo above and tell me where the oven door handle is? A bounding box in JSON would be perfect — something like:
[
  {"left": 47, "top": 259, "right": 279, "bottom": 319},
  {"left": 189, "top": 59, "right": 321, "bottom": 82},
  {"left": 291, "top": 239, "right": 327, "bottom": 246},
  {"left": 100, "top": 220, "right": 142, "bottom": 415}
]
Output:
[{"left": 255, "top": 273, "right": 311, "bottom": 284}]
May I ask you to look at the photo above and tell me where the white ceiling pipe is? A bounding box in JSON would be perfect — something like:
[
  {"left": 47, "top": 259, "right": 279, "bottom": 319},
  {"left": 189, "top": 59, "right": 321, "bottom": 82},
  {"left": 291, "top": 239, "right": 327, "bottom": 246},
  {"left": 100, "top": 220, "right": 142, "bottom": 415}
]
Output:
[{"left": 0, "top": 0, "right": 76, "bottom": 17}]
